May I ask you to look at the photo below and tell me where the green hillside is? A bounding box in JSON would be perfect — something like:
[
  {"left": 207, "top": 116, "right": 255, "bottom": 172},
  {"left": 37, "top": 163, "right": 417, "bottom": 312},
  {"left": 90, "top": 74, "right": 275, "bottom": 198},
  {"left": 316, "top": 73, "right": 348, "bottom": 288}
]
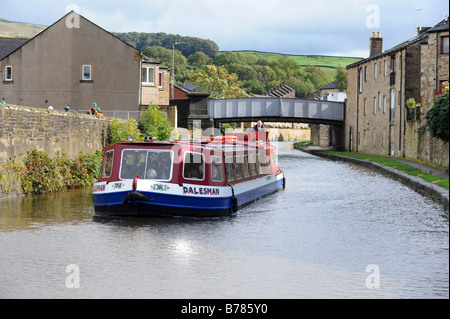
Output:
[
  {"left": 0, "top": 18, "right": 46, "bottom": 38},
  {"left": 223, "top": 50, "right": 363, "bottom": 78}
]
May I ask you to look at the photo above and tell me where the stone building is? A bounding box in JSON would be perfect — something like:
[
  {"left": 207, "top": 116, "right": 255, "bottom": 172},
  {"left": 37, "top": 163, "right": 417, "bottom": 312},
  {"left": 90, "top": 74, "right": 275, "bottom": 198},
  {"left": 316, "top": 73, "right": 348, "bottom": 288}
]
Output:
[
  {"left": 0, "top": 12, "right": 170, "bottom": 113},
  {"left": 345, "top": 19, "right": 449, "bottom": 169}
]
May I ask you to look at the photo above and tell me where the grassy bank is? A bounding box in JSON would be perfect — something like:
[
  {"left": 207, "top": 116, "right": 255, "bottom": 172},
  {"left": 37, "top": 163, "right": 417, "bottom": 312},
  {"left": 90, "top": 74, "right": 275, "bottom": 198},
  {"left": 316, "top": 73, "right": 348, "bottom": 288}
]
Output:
[
  {"left": 0, "top": 149, "right": 102, "bottom": 196},
  {"left": 320, "top": 151, "right": 449, "bottom": 190}
]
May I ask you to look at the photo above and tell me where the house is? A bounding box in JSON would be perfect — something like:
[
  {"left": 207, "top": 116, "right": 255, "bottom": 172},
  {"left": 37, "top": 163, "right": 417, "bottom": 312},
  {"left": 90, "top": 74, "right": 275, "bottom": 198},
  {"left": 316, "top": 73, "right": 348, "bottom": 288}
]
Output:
[
  {"left": 0, "top": 12, "right": 170, "bottom": 114},
  {"left": 345, "top": 19, "right": 448, "bottom": 168}
]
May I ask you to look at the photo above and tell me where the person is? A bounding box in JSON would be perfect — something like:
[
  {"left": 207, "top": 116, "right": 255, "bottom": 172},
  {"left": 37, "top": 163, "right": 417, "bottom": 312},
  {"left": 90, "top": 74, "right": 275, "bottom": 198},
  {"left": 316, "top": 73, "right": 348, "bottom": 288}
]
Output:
[
  {"left": 95, "top": 106, "right": 103, "bottom": 116},
  {"left": 86, "top": 102, "right": 98, "bottom": 115},
  {"left": 64, "top": 105, "right": 70, "bottom": 112},
  {"left": 48, "top": 106, "right": 54, "bottom": 110},
  {"left": 253, "top": 120, "right": 265, "bottom": 132},
  {"left": 1, "top": 100, "right": 6, "bottom": 104}
]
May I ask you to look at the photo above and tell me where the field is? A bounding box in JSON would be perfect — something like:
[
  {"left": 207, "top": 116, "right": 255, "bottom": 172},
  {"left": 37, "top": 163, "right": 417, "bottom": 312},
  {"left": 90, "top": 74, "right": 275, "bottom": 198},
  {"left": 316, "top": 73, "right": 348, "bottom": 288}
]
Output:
[
  {"left": 0, "top": 18, "right": 46, "bottom": 38},
  {"left": 224, "top": 50, "right": 363, "bottom": 78}
]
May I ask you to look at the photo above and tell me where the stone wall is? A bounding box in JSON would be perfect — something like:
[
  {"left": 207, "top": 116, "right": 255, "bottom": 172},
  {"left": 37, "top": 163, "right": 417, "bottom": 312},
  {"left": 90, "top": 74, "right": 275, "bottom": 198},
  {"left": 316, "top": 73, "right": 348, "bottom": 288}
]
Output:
[
  {"left": 0, "top": 103, "right": 112, "bottom": 164},
  {"left": 405, "top": 120, "right": 449, "bottom": 170}
]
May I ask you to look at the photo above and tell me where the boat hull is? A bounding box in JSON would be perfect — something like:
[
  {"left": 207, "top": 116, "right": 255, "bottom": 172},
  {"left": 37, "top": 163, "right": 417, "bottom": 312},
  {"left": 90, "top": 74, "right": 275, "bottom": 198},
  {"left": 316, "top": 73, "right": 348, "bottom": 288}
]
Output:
[{"left": 92, "top": 172, "right": 284, "bottom": 218}]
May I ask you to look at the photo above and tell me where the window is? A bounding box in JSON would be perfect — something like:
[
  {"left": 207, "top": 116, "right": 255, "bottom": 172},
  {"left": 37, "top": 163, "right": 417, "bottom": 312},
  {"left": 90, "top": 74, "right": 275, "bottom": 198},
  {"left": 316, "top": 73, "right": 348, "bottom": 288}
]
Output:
[
  {"left": 243, "top": 155, "right": 250, "bottom": 178},
  {"left": 383, "top": 94, "right": 386, "bottom": 113},
  {"left": 378, "top": 92, "right": 381, "bottom": 110},
  {"left": 225, "top": 156, "right": 235, "bottom": 182},
  {"left": 4, "top": 65, "right": 12, "bottom": 81},
  {"left": 390, "top": 89, "right": 396, "bottom": 121},
  {"left": 235, "top": 155, "right": 243, "bottom": 179},
  {"left": 374, "top": 62, "right": 377, "bottom": 79},
  {"left": 373, "top": 96, "right": 377, "bottom": 114},
  {"left": 158, "top": 72, "right": 164, "bottom": 88},
  {"left": 384, "top": 60, "right": 387, "bottom": 77},
  {"left": 81, "top": 64, "right": 92, "bottom": 80},
  {"left": 142, "top": 66, "right": 155, "bottom": 84},
  {"left": 248, "top": 154, "right": 257, "bottom": 176},
  {"left": 183, "top": 152, "right": 204, "bottom": 180},
  {"left": 211, "top": 156, "right": 224, "bottom": 182},
  {"left": 120, "top": 149, "right": 173, "bottom": 180},
  {"left": 358, "top": 68, "right": 363, "bottom": 93},
  {"left": 102, "top": 150, "right": 114, "bottom": 178},
  {"left": 442, "top": 36, "right": 449, "bottom": 54}
]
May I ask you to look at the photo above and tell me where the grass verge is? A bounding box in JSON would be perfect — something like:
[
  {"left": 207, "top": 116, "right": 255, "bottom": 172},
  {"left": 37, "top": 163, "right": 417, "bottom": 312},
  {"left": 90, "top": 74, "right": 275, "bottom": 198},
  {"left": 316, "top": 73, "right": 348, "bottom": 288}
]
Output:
[{"left": 321, "top": 151, "right": 449, "bottom": 190}]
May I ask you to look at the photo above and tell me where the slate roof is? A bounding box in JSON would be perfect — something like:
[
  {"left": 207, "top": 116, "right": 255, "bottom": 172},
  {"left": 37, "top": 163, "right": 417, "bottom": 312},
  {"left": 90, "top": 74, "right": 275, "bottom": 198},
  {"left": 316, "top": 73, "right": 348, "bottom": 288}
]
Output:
[
  {"left": 0, "top": 37, "right": 28, "bottom": 60},
  {"left": 266, "top": 82, "right": 295, "bottom": 98}
]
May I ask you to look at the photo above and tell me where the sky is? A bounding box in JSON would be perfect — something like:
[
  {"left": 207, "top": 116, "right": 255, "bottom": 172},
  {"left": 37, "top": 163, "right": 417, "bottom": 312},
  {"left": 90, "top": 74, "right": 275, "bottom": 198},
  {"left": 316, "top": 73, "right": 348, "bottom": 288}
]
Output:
[{"left": 1, "top": 0, "right": 449, "bottom": 58}]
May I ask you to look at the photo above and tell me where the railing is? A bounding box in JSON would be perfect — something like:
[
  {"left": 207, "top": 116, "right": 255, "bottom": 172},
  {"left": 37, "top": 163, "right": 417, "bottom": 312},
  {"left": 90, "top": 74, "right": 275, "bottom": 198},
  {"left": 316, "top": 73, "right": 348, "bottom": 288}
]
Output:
[{"left": 77, "top": 110, "right": 145, "bottom": 120}]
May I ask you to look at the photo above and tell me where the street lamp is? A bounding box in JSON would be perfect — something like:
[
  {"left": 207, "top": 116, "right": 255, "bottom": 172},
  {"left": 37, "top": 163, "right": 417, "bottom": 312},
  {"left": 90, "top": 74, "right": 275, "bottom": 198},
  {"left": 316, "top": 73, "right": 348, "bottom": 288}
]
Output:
[{"left": 171, "top": 42, "right": 180, "bottom": 99}]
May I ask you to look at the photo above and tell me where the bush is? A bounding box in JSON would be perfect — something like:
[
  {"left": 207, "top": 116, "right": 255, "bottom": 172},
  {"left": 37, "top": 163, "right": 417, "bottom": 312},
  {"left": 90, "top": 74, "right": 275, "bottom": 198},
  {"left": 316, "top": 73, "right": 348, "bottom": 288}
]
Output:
[
  {"left": 1, "top": 149, "right": 103, "bottom": 195},
  {"left": 425, "top": 90, "right": 449, "bottom": 142},
  {"left": 108, "top": 118, "right": 143, "bottom": 145}
]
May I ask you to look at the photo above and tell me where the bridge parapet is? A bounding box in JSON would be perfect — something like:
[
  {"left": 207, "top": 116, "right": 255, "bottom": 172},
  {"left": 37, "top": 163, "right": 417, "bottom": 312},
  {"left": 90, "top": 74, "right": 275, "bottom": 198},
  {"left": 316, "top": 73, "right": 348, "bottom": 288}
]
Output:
[{"left": 208, "top": 98, "right": 344, "bottom": 125}]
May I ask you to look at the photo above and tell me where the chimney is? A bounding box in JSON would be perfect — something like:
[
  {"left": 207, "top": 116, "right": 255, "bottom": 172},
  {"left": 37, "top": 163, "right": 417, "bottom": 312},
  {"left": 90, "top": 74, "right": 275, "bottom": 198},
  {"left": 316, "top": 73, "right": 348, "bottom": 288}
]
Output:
[{"left": 370, "top": 32, "right": 383, "bottom": 57}]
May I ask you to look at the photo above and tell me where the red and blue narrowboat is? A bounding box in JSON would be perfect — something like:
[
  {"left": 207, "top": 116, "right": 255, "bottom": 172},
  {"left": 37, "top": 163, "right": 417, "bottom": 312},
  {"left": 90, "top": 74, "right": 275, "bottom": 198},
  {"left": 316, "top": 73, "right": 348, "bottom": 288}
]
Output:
[{"left": 92, "top": 131, "right": 285, "bottom": 217}]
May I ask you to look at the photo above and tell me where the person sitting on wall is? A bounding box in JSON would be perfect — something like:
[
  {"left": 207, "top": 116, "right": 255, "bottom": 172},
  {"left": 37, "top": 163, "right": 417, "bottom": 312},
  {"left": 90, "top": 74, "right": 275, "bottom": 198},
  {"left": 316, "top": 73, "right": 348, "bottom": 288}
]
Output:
[
  {"left": 64, "top": 105, "right": 70, "bottom": 112},
  {"left": 86, "top": 102, "right": 98, "bottom": 115}
]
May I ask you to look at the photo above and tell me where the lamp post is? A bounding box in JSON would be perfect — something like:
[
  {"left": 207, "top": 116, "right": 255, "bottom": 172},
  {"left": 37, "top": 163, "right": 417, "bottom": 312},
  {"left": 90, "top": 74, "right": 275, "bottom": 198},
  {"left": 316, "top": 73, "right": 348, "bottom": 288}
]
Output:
[{"left": 171, "top": 42, "right": 180, "bottom": 99}]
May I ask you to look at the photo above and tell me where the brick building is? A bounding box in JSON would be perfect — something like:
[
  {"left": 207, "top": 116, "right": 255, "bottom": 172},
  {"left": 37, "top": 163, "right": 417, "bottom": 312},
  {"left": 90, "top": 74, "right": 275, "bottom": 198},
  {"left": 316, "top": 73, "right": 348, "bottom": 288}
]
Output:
[{"left": 345, "top": 19, "right": 448, "bottom": 168}]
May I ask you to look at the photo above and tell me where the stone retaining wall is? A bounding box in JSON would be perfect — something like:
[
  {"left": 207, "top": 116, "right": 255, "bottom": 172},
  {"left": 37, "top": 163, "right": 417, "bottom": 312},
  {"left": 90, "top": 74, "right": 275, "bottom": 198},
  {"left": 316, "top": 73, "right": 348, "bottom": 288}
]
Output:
[{"left": 0, "top": 104, "right": 112, "bottom": 164}]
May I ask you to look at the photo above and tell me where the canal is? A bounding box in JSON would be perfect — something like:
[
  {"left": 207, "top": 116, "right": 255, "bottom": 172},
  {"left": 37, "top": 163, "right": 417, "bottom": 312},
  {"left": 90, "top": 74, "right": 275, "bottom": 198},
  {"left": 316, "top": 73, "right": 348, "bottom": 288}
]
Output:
[{"left": 0, "top": 149, "right": 448, "bottom": 299}]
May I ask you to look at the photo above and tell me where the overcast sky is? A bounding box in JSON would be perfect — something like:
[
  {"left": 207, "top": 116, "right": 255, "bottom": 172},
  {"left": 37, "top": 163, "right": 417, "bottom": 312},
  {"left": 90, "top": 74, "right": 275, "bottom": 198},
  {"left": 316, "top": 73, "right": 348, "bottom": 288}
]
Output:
[{"left": 1, "top": 0, "right": 449, "bottom": 58}]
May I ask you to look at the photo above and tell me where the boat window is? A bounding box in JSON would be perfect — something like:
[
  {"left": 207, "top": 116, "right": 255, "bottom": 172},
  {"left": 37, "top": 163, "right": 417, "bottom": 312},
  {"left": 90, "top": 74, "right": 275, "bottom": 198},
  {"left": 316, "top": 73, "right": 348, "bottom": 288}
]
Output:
[
  {"left": 211, "top": 156, "right": 224, "bottom": 182},
  {"left": 145, "top": 150, "right": 173, "bottom": 180},
  {"left": 120, "top": 149, "right": 172, "bottom": 180},
  {"left": 120, "top": 150, "right": 147, "bottom": 179},
  {"left": 225, "top": 156, "right": 234, "bottom": 182},
  {"left": 101, "top": 150, "right": 114, "bottom": 178},
  {"left": 249, "top": 154, "right": 257, "bottom": 176},
  {"left": 257, "top": 154, "right": 263, "bottom": 175},
  {"left": 243, "top": 155, "right": 250, "bottom": 178},
  {"left": 235, "top": 155, "right": 243, "bottom": 179},
  {"left": 183, "top": 152, "right": 205, "bottom": 180}
]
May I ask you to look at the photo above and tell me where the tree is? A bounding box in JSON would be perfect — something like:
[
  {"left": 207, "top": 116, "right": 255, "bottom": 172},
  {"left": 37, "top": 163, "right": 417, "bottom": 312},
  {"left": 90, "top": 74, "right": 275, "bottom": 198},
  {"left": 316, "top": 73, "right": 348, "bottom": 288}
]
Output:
[
  {"left": 335, "top": 65, "right": 347, "bottom": 91},
  {"left": 139, "top": 103, "right": 173, "bottom": 141},
  {"left": 425, "top": 86, "right": 449, "bottom": 142},
  {"left": 189, "top": 65, "right": 246, "bottom": 99}
]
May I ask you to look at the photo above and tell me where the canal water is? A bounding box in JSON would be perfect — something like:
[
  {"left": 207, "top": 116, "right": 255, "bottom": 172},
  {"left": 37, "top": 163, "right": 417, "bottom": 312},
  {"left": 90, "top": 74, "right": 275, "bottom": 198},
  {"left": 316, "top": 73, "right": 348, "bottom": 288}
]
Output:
[{"left": 0, "top": 149, "right": 448, "bottom": 299}]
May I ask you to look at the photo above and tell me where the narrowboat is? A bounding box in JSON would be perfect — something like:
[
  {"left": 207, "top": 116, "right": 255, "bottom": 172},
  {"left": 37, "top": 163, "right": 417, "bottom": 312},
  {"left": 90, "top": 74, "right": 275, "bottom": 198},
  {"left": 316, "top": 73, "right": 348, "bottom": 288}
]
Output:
[{"left": 92, "top": 131, "right": 285, "bottom": 217}]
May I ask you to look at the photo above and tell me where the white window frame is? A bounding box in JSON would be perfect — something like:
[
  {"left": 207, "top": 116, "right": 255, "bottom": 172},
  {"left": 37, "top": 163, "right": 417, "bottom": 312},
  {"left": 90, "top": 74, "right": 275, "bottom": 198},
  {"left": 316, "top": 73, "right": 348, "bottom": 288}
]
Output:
[
  {"left": 82, "top": 64, "right": 92, "bottom": 80},
  {"left": 5, "top": 65, "right": 13, "bottom": 81},
  {"left": 142, "top": 66, "right": 155, "bottom": 84}
]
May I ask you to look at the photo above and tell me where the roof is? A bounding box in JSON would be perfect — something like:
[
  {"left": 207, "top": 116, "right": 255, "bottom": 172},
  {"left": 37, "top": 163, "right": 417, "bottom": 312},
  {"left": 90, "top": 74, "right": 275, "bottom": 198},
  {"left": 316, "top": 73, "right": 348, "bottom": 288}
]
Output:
[
  {"left": 347, "top": 18, "right": 448, "bottom": 69},
  {"left": 427, "top": 18, "right": 449, "bottom": 33},
  {"left": 0, "top": 37, "right": 28, "bottom": 59},
  {"left": 320, "top": 80, "right": 338, "bottom": 90},
  {"left": 266, "top": 82, "right": 295, "bottom": 97},
  {"left": 0, "top": 11, "right": 166, "bottom": 70}
]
